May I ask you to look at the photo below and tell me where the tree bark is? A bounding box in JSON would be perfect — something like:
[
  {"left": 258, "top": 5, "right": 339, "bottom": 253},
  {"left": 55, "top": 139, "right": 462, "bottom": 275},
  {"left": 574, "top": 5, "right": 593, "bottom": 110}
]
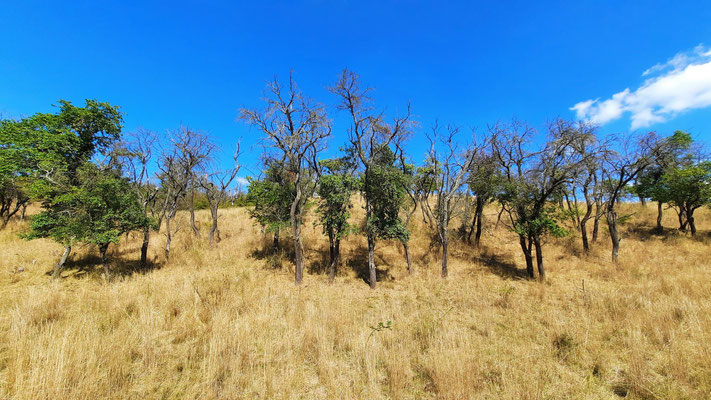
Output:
[
  {"left": 209, "top": 205, "right": 219, "bottom": 246},
  {"left": 677, "top": 207, "right": 688, "bottom": 231},
  {"left": 401, "top": 240, "right": 412, "bottom": 274},
  {"left": 140, "top": 227, "right": 150, "bottom": 266},
  {"left": 99, "top": 243, "right": 110, "bottom": 280},
  {"left": 688, "top": 208, "right": 697, "bottom": 236},
  {"left": 367, "top": 233, "right": 376, "bottom": 289},
  {"left": 519, "top": 235, "right": 534, "bottom": 278},
  {"left": 606, "top": 210, "right": 620, "bottom": 263},
  {"left": 639, "top": 196, "right": 647, "bottom": 206},
  {"left": 293, "top": 220, "right": 304, "bottom": 284},
  {"left": 52, "top": 245, "right": 71, "bottom": 278},
  {"left": 474, "top": 199, "right": 484, "bottom": 248},
  {"left": 328, "top": 235, "right": 340, "bottom": 283},
  {"left": 581, "top": 220, "right": 590, "bottom": 254},
  {"left": 656, "top": 201, "right": 663, "bottom": 232},
  {"left": 533, "top": 235, "right": 545, "bottom": 280},
  {"left": 273, "top": 228, "right": 280, "bottom": 251},
  {"left": 165, "top": 217, "right": 172, "bottom": 261},
  {"left": 189, "top": 190, "right": 200, "bottom": 237},
  {"left": 441, "top": 235, "right": 449, "bottom": 278}
]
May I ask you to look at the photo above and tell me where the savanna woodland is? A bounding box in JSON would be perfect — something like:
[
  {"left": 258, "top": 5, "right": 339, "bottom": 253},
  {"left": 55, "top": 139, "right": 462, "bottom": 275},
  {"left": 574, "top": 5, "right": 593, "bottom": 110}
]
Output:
[{"left": 2, "top": 69, "right": 711, "bottom": 399}]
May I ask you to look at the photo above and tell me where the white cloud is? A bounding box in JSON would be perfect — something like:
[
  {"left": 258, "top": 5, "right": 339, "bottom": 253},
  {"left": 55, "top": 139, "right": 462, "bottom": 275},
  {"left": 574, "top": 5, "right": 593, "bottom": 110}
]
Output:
[
  {"left": 235, "top": 177, "right": 249, "bottom": 187},
  {"left": 571, "top": 44, "right": 711, "bottom": 129}
]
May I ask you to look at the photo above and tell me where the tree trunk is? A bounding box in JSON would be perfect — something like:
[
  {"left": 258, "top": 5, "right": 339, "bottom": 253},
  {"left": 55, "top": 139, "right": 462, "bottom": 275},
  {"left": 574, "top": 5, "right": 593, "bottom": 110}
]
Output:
[
  {"left": 273, "top": 228, "right": 280, "bottom": 251},
  {"left": 533, "top": 235, "right": 545, "bottom": 280},
  {"left": 140, "top": 227, "right": 150, "bottom": 266},
  {"left": 656, "top": 201, "right": 663, "bottom": 232},
  {"left": 688, "top": 208, "right": 696, "bottom": 236},
  {"left": 367, "top": 233, "right": 376, "bottom": 289},
  {"left": 209, "top": 205, "right": 219, "bottom": 246},
  {"left": 677, "top": 207, "right": 688, "bottom": 231},
  {"left": 401, "top": 240, "right": 412, "bottom": 274},
  {"left": 441, "top": 235, "right": 449, "bottom": 278},
  {"left": 190, "top": 190, "right": 200, "bottom": 237},
  {"left": 606, "top": 209, "right": 620, "bottom": 263},
  {"left": 564, "top": 192, "right": 579, "bottom": 231},
  {"left": 328, "top": 234, "right": 340, "bottom": 283},
  {"left": 52, "top": 245, "right": 71, "bottom": 278},
  {"left": 466, "top": 199, "right": 479, "bottom": 244},
  {"left": 165, "top": 217, "right": 172, "bottom": 261},
  {"left": 99, "top": 243, "right": 110, "bottom": 280},
  {"left": 474, "top": 198, "right": 484, "bottom": 248},
  {"left": 581, "top": 219, "right": 590, "bottom": 254},
  {"left": 639, "top": 196, "right": 646, "bottom": 206},
  {"left": 519, "top": 235, "right": 534, "bottom": 278},
  {"left": 293, "top": 220, "right": 304, "bottom": 284}
]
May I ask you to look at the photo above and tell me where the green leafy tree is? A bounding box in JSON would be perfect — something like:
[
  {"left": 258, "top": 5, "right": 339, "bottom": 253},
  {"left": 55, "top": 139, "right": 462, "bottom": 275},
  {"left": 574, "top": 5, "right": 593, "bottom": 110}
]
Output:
[
  {"left": 466, "top": 151, "right": 502, "bottom": 247},
  {"left": 331, "top": 69, "right": 413, "bottom": 289},
  {"left": 0, "top": 99, "right": 122, "bottom": 228},
  {"left": 492, "top": 120, "right": 583, "bottom": 279},
  {"left": 633, "top": 130, "right": 693, "bottom": 231},
  {"left": 244, "top": 161, "right": 295, "bottom": 251},
  {"left": 26, "top": 163, "right": 151, "bottom": 278},
  {"left": 654, "top": 162, "right": 711, "bottom": 235},
  {"left": 316, "top": 155, "right": 360, "bottom": 282}
]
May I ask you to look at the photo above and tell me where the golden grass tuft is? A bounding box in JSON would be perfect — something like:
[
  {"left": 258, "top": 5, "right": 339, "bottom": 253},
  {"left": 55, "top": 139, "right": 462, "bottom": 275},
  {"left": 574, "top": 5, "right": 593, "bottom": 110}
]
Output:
[{"left": 0, "top": 203, "right": 710, "bottom": 399}]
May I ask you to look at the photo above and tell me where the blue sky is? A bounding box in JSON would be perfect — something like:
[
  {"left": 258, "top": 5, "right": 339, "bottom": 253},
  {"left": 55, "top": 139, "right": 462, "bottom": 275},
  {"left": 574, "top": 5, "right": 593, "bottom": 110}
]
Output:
[{"left": 2, "top": 1, "right": 711, "bottom": 182}]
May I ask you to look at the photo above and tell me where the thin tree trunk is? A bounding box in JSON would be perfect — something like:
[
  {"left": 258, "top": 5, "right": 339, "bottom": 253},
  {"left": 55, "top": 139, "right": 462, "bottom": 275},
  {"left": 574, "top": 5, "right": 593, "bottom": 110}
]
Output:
[
  {"left": 165, "top": 217, "right": 172, "bottom": 261},
  {"left": 607, "top": 209, "right": 620, "bottom": 263},
  {"left": 99, "top": 243, "right": 110, "bottom": 280},
  {"left": 328, "top": 234, "right": 340, "bottom": 283},
  {"left": 273, "top": 228, "right": 280, "bottom": 251},
  {"left": 688, "top": 208, "right": 696, "bottom": 236},
  {"left": 656, "top": 201, "right": 663, "bottom": 232},
  {"left": 581, "top": 219, "right": 590, "bottom": 253},
  {"left": 519, "top": 235, "right": 534, "bottom": 278},
  {"left": 533, "top": 235, "right": 545, "bottom": 280},
  {"left": 474, "top": 198, "right": 484, "bottom": 248},
  {"left": 209, "top": 205, "right": 219, "bottom": 246},
  {"left": 441, "top": 235, "right": 449, "bottom": 278},
  {"left": 190, "top": 190, "right": 200, "bottom": 237},
  {"left": 639, "top": 196, "right": 646, "bottom": 206},
  {"left": 564, "top": 192, "right": 579, "bottom": 231},
  {"left": 401, "top": 240, "right": 412, "bottom": 274},
  {"left": 52, "top": 244, "right": 71, "bottom": 278},
  {"left": 293, "top": 221, "right": 304, "bottom": 284},
  {"left": 367, "top": 233, "right": 376, "bottom": 289},
  {"left": 677, "top": 207, "right": 688, "bottom": 231},
  {"left": 140, "top": 227, "right": 150, "bottom": 266}
]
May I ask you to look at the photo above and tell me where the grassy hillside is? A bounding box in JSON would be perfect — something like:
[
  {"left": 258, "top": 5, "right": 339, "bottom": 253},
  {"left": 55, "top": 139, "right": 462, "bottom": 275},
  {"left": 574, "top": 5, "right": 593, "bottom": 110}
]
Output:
[{"left": 1, "top": 203, "right": 710, "bottom": 399}]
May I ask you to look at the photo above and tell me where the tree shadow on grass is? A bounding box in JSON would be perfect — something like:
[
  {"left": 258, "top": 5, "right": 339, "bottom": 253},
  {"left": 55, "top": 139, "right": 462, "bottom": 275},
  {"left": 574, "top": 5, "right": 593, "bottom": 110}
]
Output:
[
  {"left": 50, "top": 254, "right": 162, "bottom": 280},
  {"left": 474, "top": 252, "right": 528, "bottom": 280},
  {"left": 345, "top": 245, "right": 394, "bottom": 285}
]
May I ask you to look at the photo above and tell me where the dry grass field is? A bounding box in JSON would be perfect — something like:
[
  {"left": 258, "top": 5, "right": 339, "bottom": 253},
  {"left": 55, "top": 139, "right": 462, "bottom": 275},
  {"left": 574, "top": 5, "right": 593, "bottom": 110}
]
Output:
[{"left": 1, "top": 202, "right": 710, "bottom": 399}]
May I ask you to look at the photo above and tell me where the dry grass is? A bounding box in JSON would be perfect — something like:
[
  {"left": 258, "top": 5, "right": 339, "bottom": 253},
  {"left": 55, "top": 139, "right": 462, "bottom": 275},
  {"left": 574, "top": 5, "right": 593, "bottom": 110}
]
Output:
[{"left": 1, "top": 203, "right": 710, "bottom": 399}]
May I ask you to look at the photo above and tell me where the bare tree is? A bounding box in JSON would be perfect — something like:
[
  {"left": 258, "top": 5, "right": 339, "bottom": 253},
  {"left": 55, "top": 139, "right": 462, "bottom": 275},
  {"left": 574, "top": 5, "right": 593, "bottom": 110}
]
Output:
[
  {"left": 562, "top": 121, "right": 606, "bottom": 254},
  {"left": 421, "top": 123, "right": 477, "bottom": 278},
  {"left": 240, "top": 73, "right": 330, "bottom": 284},
  {"left": 118, "top": 128, "right": 161, "bottom": 266},
  {"left": 601, "top": 132, "right": 668, "bottom": 262},
  {"left": 158, "top": 127, "right": 213, "bottom": 260},
  {"left": 199, "top": 143, "right": 241, "bottom": 246}
]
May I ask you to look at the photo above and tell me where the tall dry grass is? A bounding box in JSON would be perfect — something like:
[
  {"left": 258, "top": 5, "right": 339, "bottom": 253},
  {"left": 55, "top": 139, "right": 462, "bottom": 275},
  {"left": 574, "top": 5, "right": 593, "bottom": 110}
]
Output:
[{"left": 0, "top": 203, "right": 710, "bottom": 399}]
